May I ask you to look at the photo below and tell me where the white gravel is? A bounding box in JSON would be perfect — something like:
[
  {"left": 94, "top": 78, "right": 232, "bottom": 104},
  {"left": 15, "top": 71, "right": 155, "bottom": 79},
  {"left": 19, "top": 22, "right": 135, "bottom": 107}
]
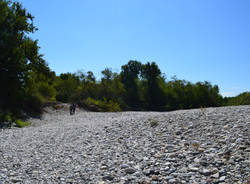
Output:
[{"left": 0, "top": 106, "right": 250, "bottom": 183}]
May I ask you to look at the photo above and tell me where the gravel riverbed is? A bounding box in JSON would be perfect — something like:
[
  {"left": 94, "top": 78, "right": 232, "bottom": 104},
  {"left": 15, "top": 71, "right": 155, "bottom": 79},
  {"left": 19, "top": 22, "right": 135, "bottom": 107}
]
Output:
[{"left": 0, "top": 106, "right": 250, "bottom": 184}]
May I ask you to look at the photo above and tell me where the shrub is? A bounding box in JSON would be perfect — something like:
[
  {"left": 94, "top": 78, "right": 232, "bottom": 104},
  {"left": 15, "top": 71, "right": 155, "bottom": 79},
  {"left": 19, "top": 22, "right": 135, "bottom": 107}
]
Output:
[
  {"left": 200, "top": 106, "right": 206, "bottom": 116},
  {"left": 14, "top": 119, "right": 30, "bottom": 128},
  {"left": 85, "top": 97, "right": 121, "bottom": 112},
  {"left": 24, "top": 94, "right": 44, "bottom": 114},
  {"left": 0, "top": 112, "right": 12, "bottom": 122},
  {"left": 38, "top": 82, "right": 56, "bottom": 101},
  {"left": 149, "top": 118, "right": 159, "bottom": 127}
]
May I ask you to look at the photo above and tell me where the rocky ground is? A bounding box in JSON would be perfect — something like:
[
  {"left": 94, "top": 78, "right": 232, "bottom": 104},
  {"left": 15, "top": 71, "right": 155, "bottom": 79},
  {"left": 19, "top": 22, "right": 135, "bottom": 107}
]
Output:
[{"left": 0, "top": 105, "right": 249, "bottom": 184}]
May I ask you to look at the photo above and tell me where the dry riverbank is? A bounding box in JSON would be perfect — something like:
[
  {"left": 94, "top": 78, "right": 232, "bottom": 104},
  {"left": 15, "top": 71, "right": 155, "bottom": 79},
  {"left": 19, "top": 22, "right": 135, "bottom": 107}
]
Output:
[{"left": 0, "top": 106, "right": 250, "bottom": 183}]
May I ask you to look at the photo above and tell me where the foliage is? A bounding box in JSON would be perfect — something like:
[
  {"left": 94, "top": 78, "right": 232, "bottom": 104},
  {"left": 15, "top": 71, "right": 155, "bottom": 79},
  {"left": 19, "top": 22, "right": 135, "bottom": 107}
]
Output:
[
  {"left": 225, "top": 92, "right": 250, "bottom": 106},
  {"left": 141, "top": 62, "right": 166, "bottom": 110},
  {"left": 54, "top": 73, "right": 80, "bottom": 102},
  {"left": 84, "top": 97, "right": 121, "bottom": 112},
  {"left": 148, "top": 119, "right": 159, "bottom": 127},
  {"left": 100, "top": 68, "right": 126, "bottom": 108},
  {"left": 163, "top": 78, "right": 223, "bottom": 110},
  {"left": 0, "top": 112, "right": 12, "bottom": 123},
  {"left": 120, "top": 60, "right": 142, "bottom": 109},
  {"left": 0, "top": 0, "right": 54, "bottom": 115},
  {"left": 14, "top": 119, "right": 30, "bottom": 128},
  {"left": 0, "top": 112, "right": 30, "bottom": 128},
  {"left": 38, "top": 81, "right": 56, "bottom": 101}
]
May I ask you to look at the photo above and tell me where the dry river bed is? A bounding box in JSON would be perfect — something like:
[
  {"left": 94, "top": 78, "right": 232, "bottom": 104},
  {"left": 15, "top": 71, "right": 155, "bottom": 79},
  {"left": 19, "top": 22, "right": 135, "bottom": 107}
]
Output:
[{"left": 0, "top": 106, "right": 250, "bottom": 184}]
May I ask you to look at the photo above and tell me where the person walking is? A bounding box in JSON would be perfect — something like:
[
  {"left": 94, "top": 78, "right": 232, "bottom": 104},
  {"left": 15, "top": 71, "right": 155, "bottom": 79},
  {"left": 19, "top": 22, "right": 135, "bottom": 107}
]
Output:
[
  {"left": 70, "top": 103, "right": 76, "bottom": 115},
  {"left": 72, "top": 103, "right": 76, "bottom": 114}
]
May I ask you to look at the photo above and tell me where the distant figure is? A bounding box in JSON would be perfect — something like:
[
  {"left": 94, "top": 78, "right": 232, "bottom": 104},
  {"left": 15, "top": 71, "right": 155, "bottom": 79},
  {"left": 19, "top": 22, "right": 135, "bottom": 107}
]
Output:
[
  {"left": 73, "top": 103, "right": 76, "bottom": 114},
  {"left": 70, "top": 103, "right": 76, "bottom": 115}
]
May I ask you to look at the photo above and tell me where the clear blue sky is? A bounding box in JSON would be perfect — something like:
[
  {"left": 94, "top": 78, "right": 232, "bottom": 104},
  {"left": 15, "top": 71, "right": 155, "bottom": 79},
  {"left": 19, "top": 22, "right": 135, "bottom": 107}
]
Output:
[{"left": 19, "top": 0, "right": 250, "bottom": 97}]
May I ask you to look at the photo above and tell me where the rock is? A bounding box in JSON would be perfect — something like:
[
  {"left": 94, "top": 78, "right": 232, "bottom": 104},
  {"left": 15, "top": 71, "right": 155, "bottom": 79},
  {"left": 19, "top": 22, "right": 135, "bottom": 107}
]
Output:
[
  {"left": 102, "top": 175, "right": 114, "bottom": 181},
  {"left": 211, "top": 172, "right": 220, "bottom": 178},
  {"left": 166, "top": 175, "right": 174, "bottom": 180},
  {"left": 168, "top": 178, "right": 177, "bottom": 183},
  {"left": 201, "top": 169, "right": 211, "bottom": 176},
  {"left": 120, "top": 164, "right": 129, "bottom": 169},
  {"left": 219, "top": 176, "right": 226, "bottom": 182},
  {"left": 0, "top": 106, "right": 250, "bottom": 184},
  {"left": 176, "top": 130, "right": 182, "bottom": 135},
  {"left": 100, "top": 165, "right": 108, "bottom": 170},
  {"left": 188, "top": 165, "right": 199, "bottom": 172},
  {"left": 124, "top": 168, "right": 136, "bottom": 174},
  {"left": 10, "top": 177, "right": 22, "bottom": 183},
  {"left": 194, "top": 158, "right": 200, "bottom": 163},
  {"left": 98, "top": 181, "right": 105, "bottom": 184},
  {"left": 151, "top": 175, "right": 161, "bottom": 181},
  {"left": 144, "top": 169, "right": 160, "bottom": 176},
  {"left": 235, "top": 138, "right": 243, "bottom": 143}
]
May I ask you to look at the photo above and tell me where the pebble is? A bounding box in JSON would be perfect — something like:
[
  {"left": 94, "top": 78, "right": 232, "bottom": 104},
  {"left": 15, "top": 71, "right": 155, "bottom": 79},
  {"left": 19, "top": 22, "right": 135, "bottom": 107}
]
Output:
[
  {"left": 201, "top": 169, "right": 211, "bottom": 176},
  {"left": 102, "top": 175, "right": 114, "bottom": 181},
  {"left": 219, "top": 176, "right": 226, "bottom": 182},
  {"left": 188, "top": 165, "right": 199, "bottom": 172},
  {"left": 211, "top": 172, "right": 220, "bottom": 178},
  {"left": 120, "top": 164, "right": 129, "bottom": 169},
  {"left": 124, "top": 168, "right": 136, "bottom": 175},
  {"left": 0, "top": 105, "right": 249, "bottom": 183}
]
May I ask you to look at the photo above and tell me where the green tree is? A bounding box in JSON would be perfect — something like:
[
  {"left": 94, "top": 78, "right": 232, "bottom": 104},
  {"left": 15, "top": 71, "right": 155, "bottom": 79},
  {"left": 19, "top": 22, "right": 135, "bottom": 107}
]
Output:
[
  {"left": 225, "top": 92, "right": 250, "bottom": 106},
  {"left": 120, "top": 60, "right": 142, "bottom": 109},
  {"left": 141, "top": 62, "right": 166, "bottom": 110},
  {"left": 54, "top": 73, "right": 80, "bottom": 102},
  {"left": 0, "top": 0, "right": 50, "bottom": 113},
  {"left": 100, "top": 68, "right": 126, "bottom": 106}
]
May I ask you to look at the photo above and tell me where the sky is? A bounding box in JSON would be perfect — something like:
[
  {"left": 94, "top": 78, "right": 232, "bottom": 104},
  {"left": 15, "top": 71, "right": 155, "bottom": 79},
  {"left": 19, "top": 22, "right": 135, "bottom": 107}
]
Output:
[{"left": 18, "top": 0, "right": 250, "bottom": 97}]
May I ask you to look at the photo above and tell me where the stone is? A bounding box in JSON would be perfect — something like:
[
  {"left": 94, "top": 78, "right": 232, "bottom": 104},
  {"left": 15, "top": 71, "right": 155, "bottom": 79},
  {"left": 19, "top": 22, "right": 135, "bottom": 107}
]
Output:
[
  {"left": 124, "top": 168, "right": 136, "bottom": 174},
  {"left": 219, "top": 176, "right": 226, "bottom": 182},
  {"left": 151, "top": 175, "right": 161, "bottom": 181},
  {"left": 188, "top": 165, "right": 199, "bottom": 172},
  {"left": 194, "top": 158, "right": 200, "bottom": 163},
  {"left": 10, "top": 177, "right": 22, "bottom": 183},
  {"left": 0, "top": 105, "right": 249, "bottom": 184},
  {"left": 169, "top": 178, "right": 177, "bottom": 183},
  {"left": 100, "top": 165, "right": 108, "bottom": 170},
  {"left": 176, "top": 130, "right": 182, "bottom": 135},
  {"left": 201, "top": 169, "right": 211, "bottom": 176},
  {"left": 211, "top": 172, "right": 220, "bottom": 178},
  {"left": 102, "top": 175, "right": 114, "bottom": 181},
  {"left": 120, "top": 164, "right": 129, "bottom": 169}
]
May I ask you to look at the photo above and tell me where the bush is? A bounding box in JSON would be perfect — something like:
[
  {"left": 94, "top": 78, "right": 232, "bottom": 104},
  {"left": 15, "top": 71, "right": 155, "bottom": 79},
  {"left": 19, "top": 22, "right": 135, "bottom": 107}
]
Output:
[
  {"left": 85, "top": 97, "right": 121, "bottom": 112},
  {"left": 23, "top": 94, "right": 44, "bottom": 114},
  {"left": 148, "top": 118, "right": 159, "bottom": 127},
  {"left": 14, "top": 119, "right": 30, "bottom": 128},
  {"left": 225, "top": 92, "right": 250, "bottom": 106},
  {"left": 38, "top": 82, "right": 56, "bottom": 101},
  {"left": 0, "top": 112, "right": 12, "bottom": 123},
  {"left": 0, "top": 112, "right": 12, "bottom": 128},
  {"left": 0, "top": 112, "right": 30, "bottom": 128}
]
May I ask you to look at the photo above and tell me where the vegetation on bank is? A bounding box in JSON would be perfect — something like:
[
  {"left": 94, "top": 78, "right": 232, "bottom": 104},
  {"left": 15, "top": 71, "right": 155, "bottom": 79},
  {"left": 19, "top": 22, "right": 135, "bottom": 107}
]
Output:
[
  {"left": 0, "top": 112, "right": 30, "bottom": 128},
  {"left": 0, "top": 0, "right": 249, "bottom": 127}
]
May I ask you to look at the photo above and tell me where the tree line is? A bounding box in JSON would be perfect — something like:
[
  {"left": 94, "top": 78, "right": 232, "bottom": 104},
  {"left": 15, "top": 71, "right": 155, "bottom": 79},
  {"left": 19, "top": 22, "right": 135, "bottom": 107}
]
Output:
[
  {"left": 0, "top": 0, "right": 249, "bottom": 121},
  {"left": 52, "top": 61, "right": 224, "bottom": 112}
]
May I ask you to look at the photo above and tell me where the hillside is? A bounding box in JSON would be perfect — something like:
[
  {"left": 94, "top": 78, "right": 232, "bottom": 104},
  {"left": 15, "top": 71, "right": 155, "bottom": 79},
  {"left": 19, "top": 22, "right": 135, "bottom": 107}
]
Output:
[{"left": 0, "top": 106, "right": 249, "bottom": 183}]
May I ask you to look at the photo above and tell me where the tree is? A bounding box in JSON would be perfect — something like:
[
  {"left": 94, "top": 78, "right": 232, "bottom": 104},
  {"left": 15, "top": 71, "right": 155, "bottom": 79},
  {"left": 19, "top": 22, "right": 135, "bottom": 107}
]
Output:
[
  {"left": 100, "top": 68, "right": 125, "bottom": 104},
  {"left": 54, "top": 73, "right": 80, "bottom": 102},
  {"left": 101, "top": 68, "right": 113, "bottom": 81},
  {"left": 225, "top": 92, "right": 250, "bottom": 106},
  {"left": 141, "top": 62, "right": 166, "bottom": 110},
  {"left": 120, "top": 60, "right": 142, "bottom": 109},
  {"left": 0, "top": 0, "right": 50, "bottom": 113}
]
